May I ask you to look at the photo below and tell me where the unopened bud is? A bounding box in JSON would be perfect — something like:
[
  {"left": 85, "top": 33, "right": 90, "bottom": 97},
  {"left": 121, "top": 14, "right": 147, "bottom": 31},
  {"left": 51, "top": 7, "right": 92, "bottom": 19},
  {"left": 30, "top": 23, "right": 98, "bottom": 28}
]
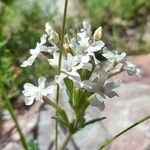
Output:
[
  {"left": 63, "top": 43, "right": 69, "bottom": 52},
  {"left": 45, "top": 22, "right": 59, "bottom": 44},
  {"left": 93, "top": 26, "right": 102, "bottom": 41},
  {"left": 48, "top": 30, "right": 59, "bottom": 44},
  {"left": 45, "top": 22, "right": 52, "bottom": 35}
]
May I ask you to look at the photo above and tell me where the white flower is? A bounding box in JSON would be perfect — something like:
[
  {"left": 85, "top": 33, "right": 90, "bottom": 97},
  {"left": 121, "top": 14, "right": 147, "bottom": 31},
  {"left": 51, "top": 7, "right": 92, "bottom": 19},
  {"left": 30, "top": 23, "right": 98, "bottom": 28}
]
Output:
[
  {"left": 49, "top": 52, "right": 84, "bottom": 74},
  {"left": 48, "top": 52, "right": 93, "bottom": 88},
  {"left": 102, "top": 48, "right": 126, "bottom": 63},
  {"left": 49, "top": 52, "right": 86, "bottom": 88},
  {"left": 123, "top": 61, "right": 140, "bottom": 76},
  {"left": 21, "top": 34, "right": 58, "bottom": 67},
  {"left": 77, "top": 69, "right": 120, "bottom": 111},
  {"left": 81, "top": 69, "right": 120, "bottom": 99},
  {"left": 22, "top": 77, "right": 50, "bottom": 105},
  {"left": 69, "top": 22, "right": 105, "bottom": 64},
  {"left": 62, "top": 53, "right": 80, "bottom": 73}
]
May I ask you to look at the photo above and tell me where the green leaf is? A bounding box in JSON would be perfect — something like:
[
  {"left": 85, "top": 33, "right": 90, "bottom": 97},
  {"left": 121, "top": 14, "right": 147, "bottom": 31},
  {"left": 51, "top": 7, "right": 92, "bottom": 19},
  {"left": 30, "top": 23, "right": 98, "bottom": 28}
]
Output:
[
  {"left": 78, "top": 117, "right": 107, "bottom": 130},
  {"left": 52, "top": 116, "right": 68, "bottom": 127},
  {"left": 0, "top": 40, "right": 7, "bottom": 47},
  {"left": 27, "top": 139, "right": 39, "bottom": 150},
  {"left": 64, "top": 78, "right": 74, "bottom": 104},
  {"left": 52, "top": 109, "right": 69, "bottom": 128},
  {"left": 64, "top": 78, "right": 79, "bottom": 107}
]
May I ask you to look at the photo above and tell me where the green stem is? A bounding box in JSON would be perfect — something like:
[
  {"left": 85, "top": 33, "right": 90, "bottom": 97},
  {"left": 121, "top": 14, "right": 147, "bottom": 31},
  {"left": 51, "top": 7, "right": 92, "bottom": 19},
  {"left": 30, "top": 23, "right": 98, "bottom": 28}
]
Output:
[
  {"left": 2, "top": 89, "right": 28, "bottom": 150},
  {"left": 55, "top": 0, "right": 68, "bottom": 150},
  {"left": 59, "top": 132, "right": 72, "bottom": 150},
  {"left": 99, "top": 115, "right": 150, "bottom": 150}
]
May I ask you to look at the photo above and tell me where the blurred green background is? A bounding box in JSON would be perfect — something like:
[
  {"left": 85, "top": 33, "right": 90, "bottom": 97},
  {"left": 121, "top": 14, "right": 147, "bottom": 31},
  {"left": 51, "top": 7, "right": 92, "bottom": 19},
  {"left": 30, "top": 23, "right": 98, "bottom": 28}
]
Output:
[{"left": 0, "top": 0, "right": 150, "bottom": 119}]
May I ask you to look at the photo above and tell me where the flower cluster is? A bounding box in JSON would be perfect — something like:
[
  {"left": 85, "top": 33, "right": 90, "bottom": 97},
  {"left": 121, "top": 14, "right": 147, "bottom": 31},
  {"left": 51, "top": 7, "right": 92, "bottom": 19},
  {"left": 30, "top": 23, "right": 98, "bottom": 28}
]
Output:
[{"left": 21, "top": 21, "right": 140, "bottom": 130}]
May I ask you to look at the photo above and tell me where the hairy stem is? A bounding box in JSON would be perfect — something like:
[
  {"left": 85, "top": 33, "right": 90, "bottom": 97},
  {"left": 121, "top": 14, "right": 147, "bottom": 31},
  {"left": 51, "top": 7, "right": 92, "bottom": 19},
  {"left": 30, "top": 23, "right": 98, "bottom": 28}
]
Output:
[
  {"left": 2, "top": 89, "right": 28, "bottom": 150},
  {"left": 55, "top": 0, "right": 68, "bottom": 149},
  {"left": 99, "top": 115, "right": 150, "bottom": 150},
  {"left": 59, "top": 132, "right": 72, "bottom": 150}
]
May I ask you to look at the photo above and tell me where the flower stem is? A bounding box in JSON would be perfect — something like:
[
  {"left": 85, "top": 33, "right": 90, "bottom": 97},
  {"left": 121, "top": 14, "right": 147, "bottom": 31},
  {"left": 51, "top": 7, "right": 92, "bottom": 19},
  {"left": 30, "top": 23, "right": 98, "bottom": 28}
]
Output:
[
  {"left": 2, "top": 89, "right": 28, "bottom": 150},
  {"left": 59, "top": 132, "right": 72, "bottom": 150},
  {"left": 55, "top": 0, "right": 68, "bottom": 150},
  {"left": 99, "top": 115, "right": 150, "bottom": 150},
  {"left": 58, "top": 0, "right": 68, "bottom": 72}
]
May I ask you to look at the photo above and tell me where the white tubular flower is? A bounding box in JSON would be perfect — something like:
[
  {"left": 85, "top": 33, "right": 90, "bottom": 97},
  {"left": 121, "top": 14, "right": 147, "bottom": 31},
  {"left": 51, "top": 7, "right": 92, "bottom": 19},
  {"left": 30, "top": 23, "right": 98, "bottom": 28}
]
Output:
[
  {"left": 21, "top": 34, "right": 46, "bottom": 67},
  {"left": 49, "top": 52, "right": 83, "bottom": 87},
  {"left": 102, "top": 48, "right": 126, "bottom": 63},
  {"left": 62, "top": 53, "right": 92, "bottom": 74},
  {"left": 62, "top": 53, "right": 81, "bottom": 73},
  {"left": 22, "top": 77, "right": 50, "bottom": 105},
  {"left": 81, "top": 69, "right": 120, "bottom": 99},
  {"left": 21, "top": 34, "right": 58, "bottom": 67},
  {"left": 48, "top": 52, "right": 91, "bottom": 88},
  {"left": 49, "top": 52, "right": 83, "bottom": 75},
  {"left": 123, "top": 61, "right": 140, "bottom": 76},
  {"left": 69, "top": 22, "right": 105, "bottom": 64}
]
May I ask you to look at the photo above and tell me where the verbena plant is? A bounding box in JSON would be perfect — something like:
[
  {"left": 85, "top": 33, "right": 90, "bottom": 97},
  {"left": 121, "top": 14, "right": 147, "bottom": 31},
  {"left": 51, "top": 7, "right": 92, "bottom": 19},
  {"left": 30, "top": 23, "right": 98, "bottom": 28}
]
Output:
[
  {"left": 20, "top": 0, "right": 144, "bottom": 149},
  {"left": 2, "top": 0, "right": 149, "bottom": 150}
]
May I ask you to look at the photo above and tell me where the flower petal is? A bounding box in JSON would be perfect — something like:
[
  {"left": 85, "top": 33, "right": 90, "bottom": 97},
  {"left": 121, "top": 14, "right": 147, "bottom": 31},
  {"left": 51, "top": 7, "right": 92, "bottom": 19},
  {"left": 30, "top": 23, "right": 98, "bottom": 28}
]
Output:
[
  {"left": 123, "top": 61, "right": 140, "bottom": 76},
  {"left": 40, "top": 34, "right": 47, "bottom": 45},
  {"left": 55, "top": 73, "right": 67, "bottom": 89},
  {"left": 90, "top": 94, "right": 105, "bottom": 111},
  {"left": 87, "top": 41, "right": 105, "bottom": 52},
  {"left": 24, "top": 97, "right": 35, "bottom": 105},
  {"left": 105, "top": 80, "right": 120, "bottom": 91},
  {"left": 21, "top": 55, "right": 36, "bottom": 67},
  {"left": 38, "top": 76, "right": 46, "bottom": 89}
]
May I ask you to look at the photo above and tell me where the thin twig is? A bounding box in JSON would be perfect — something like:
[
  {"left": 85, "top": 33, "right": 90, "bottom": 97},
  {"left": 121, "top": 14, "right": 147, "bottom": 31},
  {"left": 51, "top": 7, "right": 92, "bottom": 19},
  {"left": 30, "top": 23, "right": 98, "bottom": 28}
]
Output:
[{"left": 99, "top": 115, "right": 150, "bottom": 150}]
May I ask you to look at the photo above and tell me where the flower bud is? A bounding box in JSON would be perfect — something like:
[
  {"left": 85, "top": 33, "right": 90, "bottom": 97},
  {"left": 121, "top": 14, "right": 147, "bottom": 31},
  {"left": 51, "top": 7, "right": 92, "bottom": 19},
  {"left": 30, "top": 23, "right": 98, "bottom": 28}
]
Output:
[
  {"left": 48, "top": 30, "right": 59, "bottom": 44},
  {"left": 45, "top": 22, "right": 52, "bottom": 35},
  {"left": 45, "top": 22, "right": 59, "bottom": 44},
  {"left": 63, "top": 43, "right": 69, "bottom": 52},
  {"left": 93, "top": 26, "right": 102, "bottom": 41}
]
